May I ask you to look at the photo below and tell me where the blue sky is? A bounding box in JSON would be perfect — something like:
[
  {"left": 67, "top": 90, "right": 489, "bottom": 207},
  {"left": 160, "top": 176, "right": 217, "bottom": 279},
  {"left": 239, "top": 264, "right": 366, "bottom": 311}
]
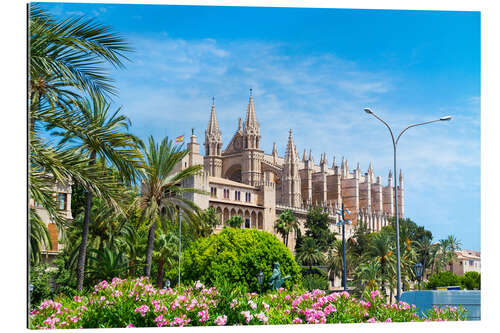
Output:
[{"left": 39, "top": 2, "right": 481, "bottom": 251}]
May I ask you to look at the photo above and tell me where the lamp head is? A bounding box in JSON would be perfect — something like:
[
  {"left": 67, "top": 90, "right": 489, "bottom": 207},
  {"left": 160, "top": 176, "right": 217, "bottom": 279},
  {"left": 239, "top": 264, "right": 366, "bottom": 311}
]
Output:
[
  {"left": 364, "top": 108, "right": 373, "bottom": 114},
  {"left": 440, "top": 116, "right": 452, "bottom": 121}
]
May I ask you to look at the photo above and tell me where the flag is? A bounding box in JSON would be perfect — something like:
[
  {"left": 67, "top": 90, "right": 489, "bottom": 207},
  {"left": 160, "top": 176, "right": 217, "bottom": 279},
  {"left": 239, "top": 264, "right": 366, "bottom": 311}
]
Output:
[{"left": 176, "top": 135, "right": 184, "bottom": 143}]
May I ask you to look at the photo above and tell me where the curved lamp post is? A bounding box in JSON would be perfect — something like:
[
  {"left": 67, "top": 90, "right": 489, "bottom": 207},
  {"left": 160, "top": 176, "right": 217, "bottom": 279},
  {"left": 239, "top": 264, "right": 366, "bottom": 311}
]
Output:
[{"left": 363, "top": 108, "right": 451, "bottom": 301}]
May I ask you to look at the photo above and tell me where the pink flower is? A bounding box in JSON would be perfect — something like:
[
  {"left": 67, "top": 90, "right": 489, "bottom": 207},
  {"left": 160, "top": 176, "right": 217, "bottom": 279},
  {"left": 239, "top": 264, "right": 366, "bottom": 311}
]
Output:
[
  {"left": 214, "top": 315, "right": 227, "bottom": 326},
  {"left": 197, "top": 309, "right": 210, "bottom": 323},
  {"left": 73, "top": 296, "right": 83, "bottom": 303},
  {"left": 154, "top": 314, "right": 169, "bottom": 327},
  {"left": 360, "top": 300, "right": 371, "bottom": 308},
  {"left": 241, "top": 311, "right": 253, "bottom": 323},
  {"left": 256, "top": 312, "right": 268, "bottom": 324},
  {"left": 370, "top": 290, "right": 380, "bottom": 301},
  {"left": 293, "top": 317, "right": 303, "bottom": 324},
  {"left": 366, "top": 317, "right": 376, "bottom": 323},
  {"left": 126, "top": 323, "right": 135, "bottom": 328},
  {"left": 385, "top": 318, "right": 392, "bottom": 322},
  {"left": 324, "top": 304, "right": 337, "bottom": 315},
  {"left": 248, "top": 300, "right": 257, "bottom": 309},
  {"left": 262, "top": 302, "right": 270, "bottom": 311},
  {"left": 134, "top": 304, "right": 149, "bottom": 317},
  {"left": 194, "top": 280, "right": 204, "bottom": 290}
]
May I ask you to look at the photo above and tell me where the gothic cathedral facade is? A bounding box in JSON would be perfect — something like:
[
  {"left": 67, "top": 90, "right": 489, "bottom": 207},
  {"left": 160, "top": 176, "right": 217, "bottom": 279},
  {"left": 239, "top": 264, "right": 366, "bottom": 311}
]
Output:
[{"left": 176, "top": 92, "right": 404, "bottom": 251}]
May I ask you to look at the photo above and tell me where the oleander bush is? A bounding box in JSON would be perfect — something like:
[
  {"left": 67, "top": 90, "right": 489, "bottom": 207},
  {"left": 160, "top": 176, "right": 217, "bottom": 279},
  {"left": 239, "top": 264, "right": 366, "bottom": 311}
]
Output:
[
  {"left": 424, "top": 271, "right": 461, "bottom": 290},
  {"left": 181, "top": 228, "right": 302, "bottom": 292},
  {"left": 29, "top": 277, "right": 468, "bottom": 329}
]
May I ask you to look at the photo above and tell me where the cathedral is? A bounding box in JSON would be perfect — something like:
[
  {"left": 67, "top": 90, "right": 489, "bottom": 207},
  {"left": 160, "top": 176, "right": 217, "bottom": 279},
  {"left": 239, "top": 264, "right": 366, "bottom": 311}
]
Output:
[{"left": 177, "top": 91, "right": 404, "bottom": 251}]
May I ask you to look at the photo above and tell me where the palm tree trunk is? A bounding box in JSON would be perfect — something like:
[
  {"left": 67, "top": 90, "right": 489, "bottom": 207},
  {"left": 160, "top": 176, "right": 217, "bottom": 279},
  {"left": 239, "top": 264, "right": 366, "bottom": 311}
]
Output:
[
  {"left": 76, "top": 150, "right": 96, "bottom": 290},
  {"left": 144, "top": 220, "right": 156, "bottom": 277},
  {"left": 156, "top": 256, "right": 165, "bottom": 288},
  {"left": 129, "top": 259, "right": 135, "bottom": 277}
]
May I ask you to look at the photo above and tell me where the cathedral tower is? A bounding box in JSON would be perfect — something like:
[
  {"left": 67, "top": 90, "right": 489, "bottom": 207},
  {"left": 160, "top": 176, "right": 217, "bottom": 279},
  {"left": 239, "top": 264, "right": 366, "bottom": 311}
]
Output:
[
  {"left": 204, "top": 98, "right": 223, "bottom": 177},
  {"left": 241, "top": 90, "right": 264, "bottom": 186},
  {"left": 282, "top": 129, "right": 302, "bottom": 207}
]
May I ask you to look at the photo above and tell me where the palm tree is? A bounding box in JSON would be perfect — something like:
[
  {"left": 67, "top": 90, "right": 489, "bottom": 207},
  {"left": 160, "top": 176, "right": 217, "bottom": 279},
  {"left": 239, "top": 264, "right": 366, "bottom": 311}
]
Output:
[
  {"left": 139, "top": 136, "right": 205, "bottom": 278},
  {"left": 56, "top": 95, "right": 142, "bottom": 290},
  {"left": 415, "top": 237, "right": 436, "bottom": 280},
  {"left": 365, "top": 232, "right": 395, "bottom": 300},
  {"left": 354, "top": 259, "right": 382, "bottom": 293},
  {"left": 274, "top": 209, "right": 299, "bottom": 247},
  {"left": 153, "top": 232, "right": 179, "bottom": 288},
  {"left": 28, "top": 4, "right": 132, "bottom": 266},
  {"left": 296, "top": 237, "right": 324, "bottom": 273}
]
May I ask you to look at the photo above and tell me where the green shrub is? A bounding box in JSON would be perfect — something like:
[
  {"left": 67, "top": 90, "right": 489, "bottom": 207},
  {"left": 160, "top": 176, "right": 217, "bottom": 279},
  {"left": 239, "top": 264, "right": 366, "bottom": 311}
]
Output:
[
  {"left": 424, "top": 271, "right": 461, "bottom": 290},
  {"left": 460, "top": 271, "right": 480, "bottom": 290},
  {"left": 302, "top": 274, "right": 329, "bottom": 291},
  {"left": 181, "top": 228, "right": 301, "bottom": 292},
  {"left": 226, "top": 216, "right": 244, "bottom": 228},
  {"left": 301, "top": 266, "right": 328, "bottom": 279}
]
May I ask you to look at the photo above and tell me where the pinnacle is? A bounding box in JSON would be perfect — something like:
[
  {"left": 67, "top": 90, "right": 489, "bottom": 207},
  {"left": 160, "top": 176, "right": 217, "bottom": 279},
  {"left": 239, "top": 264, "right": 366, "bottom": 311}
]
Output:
[
  {"left": 207, "top": 101, "right": 221, "bottom": 138},
  {"left": 244, "top": 91, "right": 259, "bottom": 134}
]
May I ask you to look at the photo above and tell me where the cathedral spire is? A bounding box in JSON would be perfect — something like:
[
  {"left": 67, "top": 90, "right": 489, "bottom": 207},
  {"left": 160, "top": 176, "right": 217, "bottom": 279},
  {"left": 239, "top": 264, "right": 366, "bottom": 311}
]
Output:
[
  {"left": 332, "top": 156, "right": 337, "bottom": 168},
  {"left": 207, "top": 97, "right": 220, "bottom": 136},
  {"left": 285, "top": 129, "right": 298, "bottom": 164},
  {"left": 273, "top": 142, "right": 278, "bottom": 156},
  {"left": 308, "top": 149, "right": 314, "bottom": 162},
  {"left": 244, "top": 89, "right": 259, "bottom": 134},
  {"left": 302, "top": 149, "right": 307, "bottom": 162}
]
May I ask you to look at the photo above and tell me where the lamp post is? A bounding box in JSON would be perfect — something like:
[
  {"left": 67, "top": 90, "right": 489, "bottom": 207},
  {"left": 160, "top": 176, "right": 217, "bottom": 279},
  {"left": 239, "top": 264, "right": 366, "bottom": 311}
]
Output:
[
  {"left": 414, "top": 262, "right": 424, "bottom": 290},
  {"left": 335, "top": 203, "right": 351, "bottom": 291},
  {"left": 257, "top": 270, "right": 264, "bottom": 295},
  {"left": 363, "top": 107, "right": 451, "bottom": 301},
  {"left": 178, "top": 211, "right": 182, "bottom": 287}
]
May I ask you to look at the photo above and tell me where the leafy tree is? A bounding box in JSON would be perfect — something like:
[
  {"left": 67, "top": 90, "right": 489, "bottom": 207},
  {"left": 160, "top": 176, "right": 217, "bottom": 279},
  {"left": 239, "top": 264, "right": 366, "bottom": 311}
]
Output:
[
  {"left": 195, "top": 207, "right": 220, "bottom": 237},
  {"left": 226, "top": 215, "right": 244, "bottom": 228},
  {"left": 182, "top": 228, "right": 302, "bottom": 292},
  {"left": 303, "top": 207, "right": 337, "bottom": 251}
]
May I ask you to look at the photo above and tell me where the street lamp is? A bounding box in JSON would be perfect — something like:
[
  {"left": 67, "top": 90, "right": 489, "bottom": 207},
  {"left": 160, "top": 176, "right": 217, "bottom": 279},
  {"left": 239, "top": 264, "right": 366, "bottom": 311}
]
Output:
[
  {"left": 363, "top": 107, "right": 451, "bottom": 301},
  {"left": 257, "top": 271, "right": 265, "bottom": 294},
  {"left": 335, "top": 203, "right": 351, "bottom": 291},
  {"left": 414, "top": 263, "right": 424, "bottom": 290}
]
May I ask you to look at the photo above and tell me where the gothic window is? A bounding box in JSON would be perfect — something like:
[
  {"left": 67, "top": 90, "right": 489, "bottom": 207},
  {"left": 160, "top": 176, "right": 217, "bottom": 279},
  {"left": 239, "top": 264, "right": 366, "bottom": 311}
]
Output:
[
  {"left": 234, "top": 191, "right": 241, "bottom": 201},
  {"left": 210, "top": 187, "right": 217, "bottom": 197},
  {"left": 245, "top": 218, "right": 250, "bottom": 228},
  {"left": 56, "top": 193, "right": 67, "bottom": 210},
  {"left": 223, "top": 188, "right": 230, "bottom": 199}
]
